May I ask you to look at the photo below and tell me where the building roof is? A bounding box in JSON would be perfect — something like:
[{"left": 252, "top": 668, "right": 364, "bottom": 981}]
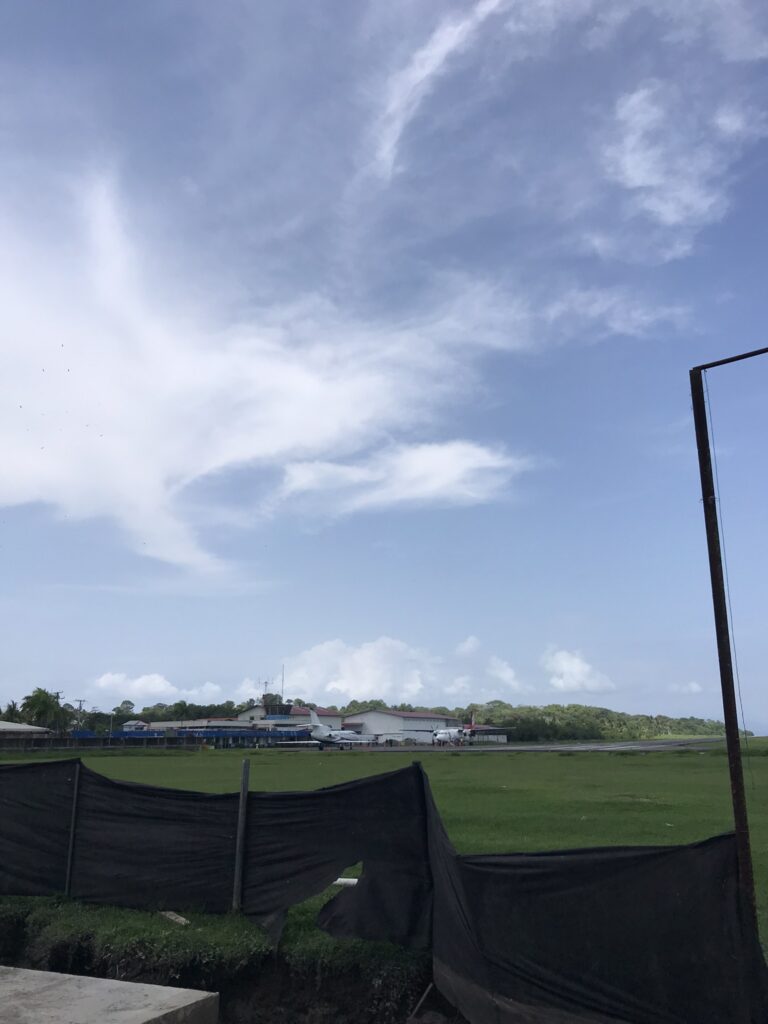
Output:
[
  {"left": 146, "top": 717, "right": 256, "bottom": 730},
  {"left": 343, "top": 709, "right": 457, "bottom": 721},
  {"left": 0, "top": 720, "right": 51, "bottom": 733},
  {"left": 237, "top": 704, "right": 339, "bottom": 718}
]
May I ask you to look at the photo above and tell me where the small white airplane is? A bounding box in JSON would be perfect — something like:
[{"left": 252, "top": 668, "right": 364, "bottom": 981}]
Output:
[
  {"left": 433, "top": 727, "right": 465, "bottom": 745},
  {"left": 308, "top": 709, "right": 372, "bottom": 747}
]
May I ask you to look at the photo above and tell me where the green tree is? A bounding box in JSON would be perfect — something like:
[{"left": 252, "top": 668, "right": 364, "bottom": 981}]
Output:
[
  {"left": 112, "top": 700, "right": 135, "bottom": 717},
  {"left": 341, "top": 698, "right": 387, "bottom": 715},
  {"left": 137, "top": 702, "right": 169, "bottom": 722},
  {"left": 84, "top": 710, "right": 112, "bottom": 735}
]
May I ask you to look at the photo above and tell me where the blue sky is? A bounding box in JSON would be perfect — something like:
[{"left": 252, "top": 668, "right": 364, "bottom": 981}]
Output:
[{"left": 2, "top": 1, "right": 768, "bottom": 725}]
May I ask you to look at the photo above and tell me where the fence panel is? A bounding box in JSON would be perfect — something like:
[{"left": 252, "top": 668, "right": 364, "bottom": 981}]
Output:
[
  {"left": 0, "top": 760, "right": 76, "bottom": 896},
  {"left": 69, "top": 766, "right": 238, "bottom": 913}
]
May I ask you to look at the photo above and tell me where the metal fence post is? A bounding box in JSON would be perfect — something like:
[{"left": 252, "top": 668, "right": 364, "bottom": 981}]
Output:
[
  {"left": 690, "top": 364, "right": 757, "bottom": 925},
  {"left": 64, "top": 760, "right": 81, "bottom": 897},
  {"left": 232, "top": 758, "right": 250, "bottom": 911}
]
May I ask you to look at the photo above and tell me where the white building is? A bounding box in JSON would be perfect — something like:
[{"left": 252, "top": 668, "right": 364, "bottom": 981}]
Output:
[
  {"left": 342, "top": 709, "right": 459, "bottom": 743},
  {"left": 235, "top": 704, "right": 268, "bottom": 724},
  {"left": 0, "top": 721, "right": 52, "bottom": 738}
]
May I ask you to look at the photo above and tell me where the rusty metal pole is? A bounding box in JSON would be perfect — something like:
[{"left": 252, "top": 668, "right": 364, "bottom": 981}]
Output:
[{"left": 689, "top": 366, "right": 756, "bottom": 924}]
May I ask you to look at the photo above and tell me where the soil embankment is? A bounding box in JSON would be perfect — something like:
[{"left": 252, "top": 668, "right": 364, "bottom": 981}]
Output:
[{"left": 0, "top": 897, "right": 438, "bottom": 1024}]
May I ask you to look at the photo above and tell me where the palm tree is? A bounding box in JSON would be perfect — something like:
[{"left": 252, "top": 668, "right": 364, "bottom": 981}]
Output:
[
  {"left": 1, "top": 700, "right": 21, "bottom": 722},
  {"left": 20, "top": 688, "right": 73, "bottom": 732}
]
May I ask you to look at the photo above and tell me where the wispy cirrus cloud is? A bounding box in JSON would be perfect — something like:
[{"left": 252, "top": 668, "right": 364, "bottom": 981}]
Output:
[
  {"left": 602, "top": 79, "right": 765, "bottom": 233},
  {"left": 589, "top": 0, "right": 768, "bottom": 62},
  {"left": 275, "top": 442, "right": 532, "bottom": 516},
  {"left": 1, "top": 170, "right": 678, "bottom": 570},
  {"left": 370, "top": 0, "right": 508, "bottom": 180},
  {"left": 2, "top": 0, "right": 765, "bottom": 577}
]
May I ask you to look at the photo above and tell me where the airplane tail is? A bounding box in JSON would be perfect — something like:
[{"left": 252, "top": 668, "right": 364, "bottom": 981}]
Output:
[{"left": 309, "top": 708, "right": 321, "bottom": 726}]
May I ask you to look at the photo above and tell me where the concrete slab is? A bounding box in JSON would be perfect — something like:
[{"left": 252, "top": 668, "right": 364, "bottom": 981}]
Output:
[{"left": 0, "top": 966, "right": 218, "bottom": 1024}]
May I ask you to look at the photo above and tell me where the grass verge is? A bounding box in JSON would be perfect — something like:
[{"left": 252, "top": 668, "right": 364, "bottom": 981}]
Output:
[{"left": 0, "top": 893, "right": 429, "bottom": 1024}]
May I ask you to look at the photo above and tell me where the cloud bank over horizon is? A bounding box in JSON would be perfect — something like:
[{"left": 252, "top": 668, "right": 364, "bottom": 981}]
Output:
[{"left": 81, "top": 634, "right": 702, "bottom": 714}]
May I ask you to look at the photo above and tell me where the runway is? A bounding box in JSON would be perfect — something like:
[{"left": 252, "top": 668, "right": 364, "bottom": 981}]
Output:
[{"left": 378, "top": 736, "right": 727, "bottom": 754}]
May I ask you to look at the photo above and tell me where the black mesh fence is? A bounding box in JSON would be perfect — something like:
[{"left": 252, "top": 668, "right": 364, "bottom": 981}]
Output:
[{"left": 1, "top": 759, "right": 766, "bottom": 1024}]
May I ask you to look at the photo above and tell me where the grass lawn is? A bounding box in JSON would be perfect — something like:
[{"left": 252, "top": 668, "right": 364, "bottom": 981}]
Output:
[{"left": 3, "top": 742, "right": 768, "bottom": 934}]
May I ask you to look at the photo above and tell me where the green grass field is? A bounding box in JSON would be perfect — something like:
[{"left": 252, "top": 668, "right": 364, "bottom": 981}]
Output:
[{"left": 4, "top": 743, "right": 768, "bottom": 933}]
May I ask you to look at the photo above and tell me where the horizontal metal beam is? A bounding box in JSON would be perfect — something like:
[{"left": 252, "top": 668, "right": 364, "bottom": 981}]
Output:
[{"left": 692, "top": 345, "right": 768, "bottom": 372}]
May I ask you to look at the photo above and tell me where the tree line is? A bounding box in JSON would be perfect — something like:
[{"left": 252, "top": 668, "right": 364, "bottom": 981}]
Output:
[{"left": 0, "top": 688, "right": 730, "bottom": 740}]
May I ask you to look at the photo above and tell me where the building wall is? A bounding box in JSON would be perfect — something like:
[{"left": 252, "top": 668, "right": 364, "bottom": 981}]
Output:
[
  {"left": 469, "top": 731, "right": 508, "bottom": 744},
  {"left": 236, "top": 706, "right": 268, "bottom": 723}
]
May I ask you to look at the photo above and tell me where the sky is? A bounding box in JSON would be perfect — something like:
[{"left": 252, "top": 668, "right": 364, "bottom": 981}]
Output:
[{"left": 2, "top": 1, "right": 768, "bottom": 726}]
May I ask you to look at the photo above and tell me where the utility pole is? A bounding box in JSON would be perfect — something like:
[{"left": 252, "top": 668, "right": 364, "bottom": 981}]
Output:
[
  {"left": 52, "top": 691, "right": 65, "bottom": 735},
  {"left": 689, "top": 344, "right": 768, "bottom": 928}
]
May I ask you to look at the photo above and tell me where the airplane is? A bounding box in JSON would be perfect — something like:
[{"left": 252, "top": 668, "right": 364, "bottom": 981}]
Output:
[
  {"left": 308, "top": 709, "right": 373, "bottom": 747},
  {"left": 433, "top": 726, "right": 465, "bottom": 745}
]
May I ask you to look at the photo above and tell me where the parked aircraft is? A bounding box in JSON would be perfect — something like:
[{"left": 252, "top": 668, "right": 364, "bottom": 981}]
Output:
[
  {"left": 308, "top": 709, "right": 373, "bottom": 747},
  {"left": 433, "top": 727, "right": 465, "bottom": 745}
]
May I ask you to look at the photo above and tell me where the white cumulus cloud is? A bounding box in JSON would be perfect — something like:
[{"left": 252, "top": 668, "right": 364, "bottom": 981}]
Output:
[
  {"left": 282, "top": 636, "right": 439, "bottom": 703},
  {"left": 445, "top": 675, "right": 473, "bottom": 696},
  {"left": 669, "top": 681, "right": 703, "bottom": 695},
  {"left": 93, "top": 672, "right": 222, "bottom": 706},
  {"left": 542, "top": 648, "right": 616, "bottom": 693},
  {"left": 487, "top": 655, "right": 524, "bottom": 691},
  {"left": 455, "top": 635, "right": 481, "bottom": 657}
]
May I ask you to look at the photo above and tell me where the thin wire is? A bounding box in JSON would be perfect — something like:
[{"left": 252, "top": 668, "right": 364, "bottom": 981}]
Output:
[{"left": 703, "top": 370, "right": 755, "bottom": 790}]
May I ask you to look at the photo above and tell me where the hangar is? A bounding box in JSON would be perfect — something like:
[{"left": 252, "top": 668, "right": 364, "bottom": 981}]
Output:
[{"left": 342, "top": 709, "right": 460, "bottom": 743}]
